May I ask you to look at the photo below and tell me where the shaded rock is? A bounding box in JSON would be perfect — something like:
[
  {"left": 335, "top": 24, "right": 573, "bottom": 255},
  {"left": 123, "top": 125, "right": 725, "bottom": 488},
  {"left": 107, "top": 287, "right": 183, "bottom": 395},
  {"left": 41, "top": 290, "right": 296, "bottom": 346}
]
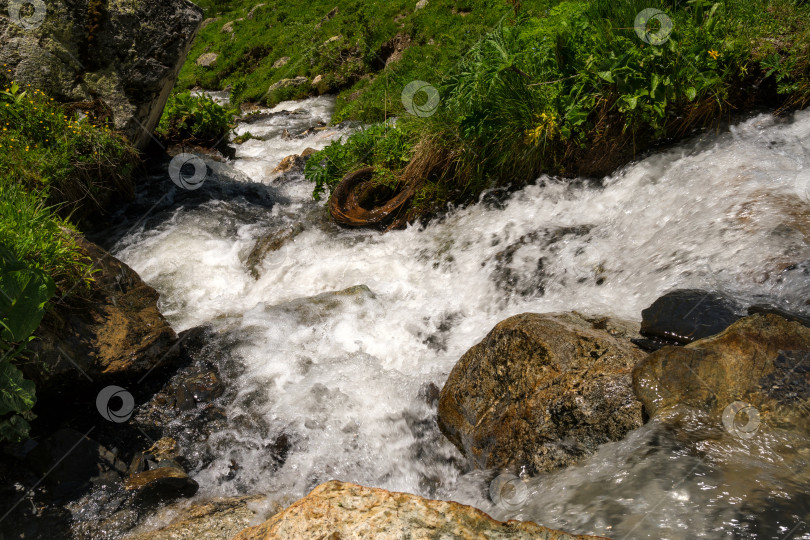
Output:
[
  {"left": 373, "top": 33, "right": 413, "bottom": 68},
  {"left": 267, "top": 77, "right": 309, "bottom": 93},
  {"left": 125, "top": 467, "right": 198, "bottom": 506},
  {"left": 0, "top": 0, "right": 202, "bottom": 150},
  {"left": 232, "top": 480, "right": 605, "bottom": 540},
  {"left": 438, "top": 312, "right": 645, "bottom": 473},
  {"left": 133, "top": 328, "right": 228, "bottom": 443},
  {"left": 26, "top": 428, "right": 127, "bottom": 499},
  {"left": 633, "top": 313, "right": 810, "bottom": 427},
  {"left": 639, "top": 289, "right": 743, "bottom": 348},
  {"left": 124, "top": 495, "right": 267, "bottom": 540},
  {"left": 272, "top": 56, "right": 290, "bottom": 69},
  {"left": 196, "top": 53, "right": 219, "bottom": 68},
  {"left": 27, "top": 237, "right": 179, "bottom": 400}
]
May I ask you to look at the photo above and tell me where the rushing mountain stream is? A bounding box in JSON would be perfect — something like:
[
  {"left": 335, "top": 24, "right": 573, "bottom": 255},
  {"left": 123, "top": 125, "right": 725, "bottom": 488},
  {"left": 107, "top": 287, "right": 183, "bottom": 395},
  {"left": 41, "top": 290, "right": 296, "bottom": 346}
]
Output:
[{"left": 109, "top": 96, "right": 810, "bottom": 539}]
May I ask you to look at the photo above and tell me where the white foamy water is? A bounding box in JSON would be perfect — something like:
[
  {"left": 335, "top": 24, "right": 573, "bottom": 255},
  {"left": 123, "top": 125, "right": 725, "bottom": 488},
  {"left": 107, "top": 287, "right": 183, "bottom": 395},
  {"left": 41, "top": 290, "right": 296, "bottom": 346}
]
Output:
[{"left": 113, "top": 98, "right": 810, "bottom": 538}]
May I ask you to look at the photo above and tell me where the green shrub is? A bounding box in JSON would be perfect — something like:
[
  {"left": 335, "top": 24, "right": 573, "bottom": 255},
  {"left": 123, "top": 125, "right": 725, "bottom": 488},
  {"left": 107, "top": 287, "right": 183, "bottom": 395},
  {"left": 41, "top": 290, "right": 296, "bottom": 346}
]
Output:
[
  {"left": 304, "top": 121, "right": 416, "bottom": 200},
  {"left": 0, "top": 79, "right": 137, "bottom": 219},
  {"left": 155, "top": 91, "right": 238, "bottom": 146},
  {"left": 0, "top": 246, "right": 55, "bottom": 443}
]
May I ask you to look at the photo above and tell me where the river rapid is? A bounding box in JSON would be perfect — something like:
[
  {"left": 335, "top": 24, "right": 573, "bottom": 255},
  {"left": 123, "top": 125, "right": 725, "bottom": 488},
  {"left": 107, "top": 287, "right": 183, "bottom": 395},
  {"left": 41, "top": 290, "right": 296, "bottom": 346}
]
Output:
[{"left": 112, "top": 96, "right": 810, "bottom": 539}]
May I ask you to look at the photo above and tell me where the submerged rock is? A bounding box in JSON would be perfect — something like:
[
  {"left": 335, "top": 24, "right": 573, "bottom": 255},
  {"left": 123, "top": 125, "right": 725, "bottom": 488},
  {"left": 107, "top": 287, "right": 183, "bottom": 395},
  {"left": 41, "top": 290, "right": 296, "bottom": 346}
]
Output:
[
  {"left": 639, "top": 289, "right": 743, "bottom": 348},
  {"left": 231, "top": 480, "right": 605, "bottom": 539},
  {"left": 438, "top": 312, "right": 645, "bottom": 473},
  {"left": 125, "top": 466, "right": 199, "bottom": 506},
  {"left": 633, "top": 313, "right": 810, "bottom": 430},
  {"left": 124, "top": 495, "right": 267, "bottom": 540},
  {"left": 0, "top": 0, "right": 202, "bottom": 150}
]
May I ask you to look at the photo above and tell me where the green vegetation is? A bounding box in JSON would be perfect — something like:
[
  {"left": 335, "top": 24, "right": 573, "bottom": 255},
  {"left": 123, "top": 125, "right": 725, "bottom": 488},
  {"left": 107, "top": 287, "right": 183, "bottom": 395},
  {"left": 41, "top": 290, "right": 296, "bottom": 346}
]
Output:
[
  {"left": 301, "top": 0, "right": 810, "bottom": 216},
  {"left": 0, "top": 76, "right": 134, "bottom": 289},
  {"left": 305, "top": 121, "right": 416, "bottom": 200},
  {"left": 155, "top": 91, "right": 238, "bottom": 146},
  {"left": 0, "top": 76, "right": 139, "bottom": 441},
  {"left": 0, "top": 246, "right": 54, "bottom": 442},
  {"left": 176, "top": 0, "right": 538, "bottom": 121}
]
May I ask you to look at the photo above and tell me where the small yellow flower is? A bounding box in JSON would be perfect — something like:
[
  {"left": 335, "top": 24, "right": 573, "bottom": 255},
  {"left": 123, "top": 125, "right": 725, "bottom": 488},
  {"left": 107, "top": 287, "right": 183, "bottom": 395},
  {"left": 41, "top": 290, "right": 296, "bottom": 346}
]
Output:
[{"left": 708, "top": 49, "right": 719, "bottom": 60}]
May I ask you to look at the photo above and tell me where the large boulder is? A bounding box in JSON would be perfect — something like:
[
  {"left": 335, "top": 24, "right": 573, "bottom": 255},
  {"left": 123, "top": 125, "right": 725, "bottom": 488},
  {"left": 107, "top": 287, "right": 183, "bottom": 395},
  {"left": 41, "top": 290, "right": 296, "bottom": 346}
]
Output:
[
  {"left": 633, "top": 313, "right": 810, "bottom": 428},
  {"left": 438, "top": 312, "right": 645, "bottom": 474},
  {"left": 231, "top": 480, "right": 606, "bottom": 540},
  {"left": 0, "top": 0, "right": 203, "bottom": 150},
  {"left": 26, "top": 236, "right": 179, "bottom": 399}
]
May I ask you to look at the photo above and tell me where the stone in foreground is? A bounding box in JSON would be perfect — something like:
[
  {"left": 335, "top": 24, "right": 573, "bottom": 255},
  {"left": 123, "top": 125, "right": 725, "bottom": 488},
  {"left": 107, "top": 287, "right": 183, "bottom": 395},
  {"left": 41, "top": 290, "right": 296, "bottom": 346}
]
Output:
[
  {"left": 438, "top": 312, "right": 645, "bottom": 473},
  {"left": 232, "top": 480, "right": 607, "bottom": 540}
]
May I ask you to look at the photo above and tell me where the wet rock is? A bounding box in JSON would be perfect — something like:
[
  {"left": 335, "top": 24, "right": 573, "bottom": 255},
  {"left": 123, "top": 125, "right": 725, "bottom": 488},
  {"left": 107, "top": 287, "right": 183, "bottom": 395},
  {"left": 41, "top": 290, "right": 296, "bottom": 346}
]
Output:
[
  {"left": 26, "top": 237, "right": 179, "bottom": 400},
  {"left": 638, "top": 289, "right": 743, "bottom": 348},
  {"left": 26, "top": 428, "right": 127, "bottom": 499},
  {"left": 438, "top": 312, "right": 645, "bottom": 473},
  {"left": 125, "top": 466, "right": 198, "bottom": 506},
  {"left": 196, "top": 53, "right": 219, "bottom": 68},
  {"left": 633, "top": 313, "right": 810, "bottom": 428},
  {"left": 0, "top": 0, "right": 202, "bottom": 150},
  {"left": 231, "top": 480, "right": 604, "bottom": 540},
  {"left": 245, "top": 224, "right": 305, "bottom": 279},
  {"left": 272, "top": 154, "right": 306, "bottom": 174},
  {"left": 123, "top": 495, "right": 267, "bottom": 540}
]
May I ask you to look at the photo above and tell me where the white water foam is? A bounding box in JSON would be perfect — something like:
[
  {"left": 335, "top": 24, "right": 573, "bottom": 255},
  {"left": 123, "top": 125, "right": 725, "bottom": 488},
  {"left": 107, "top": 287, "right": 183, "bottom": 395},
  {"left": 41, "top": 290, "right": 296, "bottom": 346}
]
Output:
[{"left": 114, "top": 101, "right": 810, "bottom": 538}]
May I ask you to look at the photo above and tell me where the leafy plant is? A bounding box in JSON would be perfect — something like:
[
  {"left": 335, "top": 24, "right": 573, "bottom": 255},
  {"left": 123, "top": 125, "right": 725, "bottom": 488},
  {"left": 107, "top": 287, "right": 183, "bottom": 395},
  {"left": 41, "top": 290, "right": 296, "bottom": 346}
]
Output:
[
  {"left": 155, "top": 91, "right": 238, "bottom": 146},
  {"left": 304, "top": 122, "right": 415, "bottom": 200},
  {"left": 0, "top": 245, "right": 55, "bottom": 443}
]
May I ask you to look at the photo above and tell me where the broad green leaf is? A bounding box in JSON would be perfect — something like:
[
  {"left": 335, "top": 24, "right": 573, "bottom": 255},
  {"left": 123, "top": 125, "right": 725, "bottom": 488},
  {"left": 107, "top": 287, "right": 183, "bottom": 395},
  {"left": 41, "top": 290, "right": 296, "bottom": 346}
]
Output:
[
  {"left": 686, "top": 87, "right": 697, "bottom": 101},
  {"left": 0, "top": 360, "right": 36, "bottom": 416},
  {"left": 597, "top": 71, "right": 614, "bottom": 83}
]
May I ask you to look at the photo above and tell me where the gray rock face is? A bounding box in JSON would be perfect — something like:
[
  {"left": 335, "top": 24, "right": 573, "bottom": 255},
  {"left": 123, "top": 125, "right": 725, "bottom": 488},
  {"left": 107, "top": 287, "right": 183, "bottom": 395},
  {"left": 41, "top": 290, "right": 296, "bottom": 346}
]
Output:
[{"left": 0, "top": 0, "right": 203, "bottom": 150}]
